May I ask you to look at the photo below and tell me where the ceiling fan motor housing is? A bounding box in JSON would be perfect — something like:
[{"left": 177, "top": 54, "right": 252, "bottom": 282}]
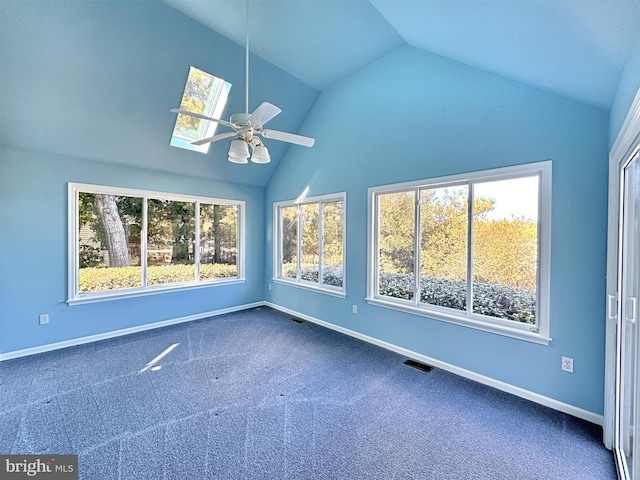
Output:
[{"left": 230, "top": 112, "right": 253, "bottom": 126}]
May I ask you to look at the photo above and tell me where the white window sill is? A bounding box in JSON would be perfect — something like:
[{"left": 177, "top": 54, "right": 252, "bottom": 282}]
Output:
[
  {"left": 366, "top": 296, "right": 550, "bottom": 345},
  {"left": 68, "top": 278, "right": 246, "bottom": 306},
  {"left": 272, "top": 278, "right": 346, "bottom": 298}
]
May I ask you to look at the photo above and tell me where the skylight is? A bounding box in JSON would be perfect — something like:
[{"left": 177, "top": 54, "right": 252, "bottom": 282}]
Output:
[{"left": 170, "top": 66, "right": 231, "bottom": 154}]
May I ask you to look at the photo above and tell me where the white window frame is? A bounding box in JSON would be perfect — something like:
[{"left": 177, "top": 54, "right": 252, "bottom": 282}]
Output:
[
  {"left": 366, "top": 161, "right": 552, "bottom": 344},
  {"left": 68, "top": 182, "right": 245, "bottom": 305},
  {"left": 273, "top": 192, "right": 346, "bottom": 297}
]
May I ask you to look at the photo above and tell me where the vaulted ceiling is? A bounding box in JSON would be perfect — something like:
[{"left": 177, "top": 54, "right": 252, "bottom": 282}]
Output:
[
  {"left": 163, "top": 0, "right": 640, "bottom": 111},
  {"left": 1, "top": 1, "right": 638, "bottom": 187}
]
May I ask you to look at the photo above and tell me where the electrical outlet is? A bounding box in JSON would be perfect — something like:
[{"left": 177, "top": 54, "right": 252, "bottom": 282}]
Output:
[
  {"left": 268, "top": 283, "right": 272, "bottom": 290},
  {"left": 39, "top": 313, "right": 49, "bottom": 325},
  {"left": 352, "top": 305, "right": 357, "bottom": 314},
  {"left": 561, "top": 356, "right": 574, "bottom": 373}
]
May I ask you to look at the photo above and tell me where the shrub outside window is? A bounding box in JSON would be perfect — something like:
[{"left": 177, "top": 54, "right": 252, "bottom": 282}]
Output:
[
  {"left": 68, "top": 183, "right": 244, "bottom": 304},
  {"left": 367, "top": 161, "right": 551, "bottom": 344},
  {"left": 274, "top": 193, "right": 346, "bottom": 296}
]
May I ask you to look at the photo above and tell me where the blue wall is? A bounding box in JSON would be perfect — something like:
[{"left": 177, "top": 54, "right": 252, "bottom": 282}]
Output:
[
  {"left": 0, "top": 1, "right": 317, "bottom": 355},
  {"left": 0, "top": 0, "right": 318, "bottom": 187},
  {"left": 0, "top": 147, "right": 265, "bottom": 354},
  {"left": 610, "top": 32, "right": 640, "bottom": 146},
  {"left": 265, "top": 46, "right": 610, "bottom": 415}
]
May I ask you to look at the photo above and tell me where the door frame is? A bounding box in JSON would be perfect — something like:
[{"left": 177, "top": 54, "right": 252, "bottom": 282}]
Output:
[{"left": 605, "top": 87, "right": 640, "bottom": 468}]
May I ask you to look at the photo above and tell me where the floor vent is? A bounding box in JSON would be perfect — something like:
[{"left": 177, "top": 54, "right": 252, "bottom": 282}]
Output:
[
  {"left": 291, "top": 318, "right": 304, "bottom": 324},
  {"left": 404, "top": 359, "right": 433, "bottom": 373}
]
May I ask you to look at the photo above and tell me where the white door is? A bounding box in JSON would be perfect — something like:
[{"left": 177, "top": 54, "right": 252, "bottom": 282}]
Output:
[{"left": 617, "top": 147, "right": 640, "bottom": 479}]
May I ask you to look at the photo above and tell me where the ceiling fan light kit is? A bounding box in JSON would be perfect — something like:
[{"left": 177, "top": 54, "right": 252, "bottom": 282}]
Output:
[
  {"left": 228, "top": 135, "right": 271, "bottom": 164},
  {"left": 227, "top": 155, "right": 249, "bottom": 164},
  {"left": 250, "top": 144, "right": 271, "bottom": 164},
  {"left": 228, "top": 138, "right": 250, "bottom": 163},
  {"left": 170, "top": 0, "right": 314, "bottom": 165}
]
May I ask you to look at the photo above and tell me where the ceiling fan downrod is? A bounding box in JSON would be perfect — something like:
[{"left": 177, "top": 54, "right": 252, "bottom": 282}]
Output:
[{"left": 244, "top": 0, "right": 250, "bottom": 115}]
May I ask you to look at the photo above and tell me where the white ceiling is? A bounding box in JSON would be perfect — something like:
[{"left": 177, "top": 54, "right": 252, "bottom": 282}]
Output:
[{"left": 163, "top": 0, "right": 639, "bottom": 111}]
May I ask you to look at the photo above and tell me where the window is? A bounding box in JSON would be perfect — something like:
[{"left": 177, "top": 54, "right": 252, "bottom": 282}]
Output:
[
  {"left": 367, "top": 161, "right": 551, "bottom": 343},
  {"left": 274, "top": 193, "right": 346, "bottom": 296},
  {"left": 68, "top": 183, "right": 244, "bottom": 304},
  {"left": 170, "top": 66, "right": 232, "bottom": 154}
]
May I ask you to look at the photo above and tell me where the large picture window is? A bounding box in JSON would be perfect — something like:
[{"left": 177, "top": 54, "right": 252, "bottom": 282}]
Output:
[
  {"left": 274, "top": 193, "right": 346, "bottom": 296},
  {"left": 367, "top": 162, "right": 551, "bottom": 343},
  {"left": 69, "top": 183, "right": 244, "bottom": 304}
]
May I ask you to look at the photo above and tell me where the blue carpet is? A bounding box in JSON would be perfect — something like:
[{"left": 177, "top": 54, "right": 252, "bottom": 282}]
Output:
[{"left": 0, "top": 307, "right": 616, "bottom": 479}]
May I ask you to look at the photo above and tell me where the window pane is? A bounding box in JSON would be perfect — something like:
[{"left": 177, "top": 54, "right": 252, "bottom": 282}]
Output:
[
  {"left": 301, "top": 203, "right": 320, "bottom": 282},
  {"left": 200, "top": 204, "right": 238, "bottom": 280},
  {"left": 280, "top": 206, "right": 298, "bottom": 279},
  {"left": 377, "top": 191, "right": 415, "bottom": 300},
  {"left": 78, "top": 193, "right": 142, "bottom": 293},
  {"left": 147, "top": 199, "right": 196, "bottom": 285},
  {"left": 419, "top": 185, "right": 468, "bottom": 310},
  {"left": 472, "top": 176, "right": 538, "bottom": 324},
  {"left": 275, "top": 196, "right": 345, "bottom": 293},
  {"left": 322, "top": 200, "right": 344, "bottom": 287}
]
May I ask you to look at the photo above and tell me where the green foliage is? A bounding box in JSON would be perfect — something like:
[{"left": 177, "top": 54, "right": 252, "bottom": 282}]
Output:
[
  {"left": 298, "top": 265, "right": 343, "bottom": 287},
  {"left": 175, "top": 68, "right": 214, "bottom": 134},
  {"left": 377, "top": 271, "right": 415, "bottom": 300},
  {"left": 78, "top": 192, "right": 96, "bottom": 228},
  {"left": 79, "top": 264, "right": 237, "bottom": 293},
  {"left": 301, "top": 203, "right": 319, "bottom": 257},
  {"left": 78, "top": 193, "right": 142, "bottom": 265},
  {"left": 280, "top": 263, "right": 343, "bottom": 288},
  {"left": 471, "top": 281, "right": 536, "bottom": 324},
  {"left": 146, "top": 264, "right": 196, "bottom": 285},
  {"left": 176, "top": 98, "right": 205, "bottom": 132},
  {"left": 420, "top": 186, "right": 470, "bottom": 281},
  {"left": 199, "top": 263, "right": 238, "bottom": 281},
  {"left": 378, "top": 272, "right": 536, "bottom": 324},
  {"left": 79, "top": 266, "right": 143, "bottom": 293},
  {"left": 321, "top": 268, "right": 344, "bottom": 287},
  {"left": 200, "top": 204, "right": 238, "bottom": 264},
  {"left": 378, "top": 191, "right": 415, "bottom": 274},
  {"left": 322, "top": 201, "right": 344, "bottom": 259},
  {"left": 147, "top": 199, "right": 194, "bottom": 264},
  {"left": 473, "top": 218, "right": 537, "bottom": 290},
  {"left": 281, "top": 206, "right": 298, "bottom": 264},
  {"left": 281, "top": 200, "right": 344, "bottom": 267},
  {"left": 79, "top": 244, "right": 103, "bottom": 268},
  {"left": 379, "top": 187, "right": 538, "bottom": 291}
]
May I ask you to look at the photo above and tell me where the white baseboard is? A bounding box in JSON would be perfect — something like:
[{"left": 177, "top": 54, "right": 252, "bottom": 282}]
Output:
[
  {"left": 0, "top": 301, "right": 265, "bottom": 362},
  {"left": 266, "top": 302, "right": 604, "bottom": 426}
]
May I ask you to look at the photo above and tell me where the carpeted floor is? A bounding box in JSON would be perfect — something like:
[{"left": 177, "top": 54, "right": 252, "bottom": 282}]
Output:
[{"left": 0, "top": 306, "right": 616, "bottom": 479}]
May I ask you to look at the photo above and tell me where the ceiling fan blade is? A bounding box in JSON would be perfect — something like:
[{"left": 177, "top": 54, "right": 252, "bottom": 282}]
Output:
[
  {"left": 191, "top": 131, "right": 236, "bottom": 146},
  {"left": 170, "top": 108, "right": 234, "bottom": 128},
  {"left": 261, "top": 129, "right": 315, "bottom": 147},
  {"left": 249, "top": 102, "right": 282, "bottom": 127}
]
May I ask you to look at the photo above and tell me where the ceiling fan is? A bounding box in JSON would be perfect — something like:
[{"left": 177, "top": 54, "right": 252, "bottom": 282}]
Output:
[{"left": 170, "top": 0, "right": 315, "bottom": 164}]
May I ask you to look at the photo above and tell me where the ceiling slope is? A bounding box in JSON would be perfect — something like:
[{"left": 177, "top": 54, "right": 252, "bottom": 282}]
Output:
[{"left": 164, "top": 0, "right": 640, "bottom": 110}]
